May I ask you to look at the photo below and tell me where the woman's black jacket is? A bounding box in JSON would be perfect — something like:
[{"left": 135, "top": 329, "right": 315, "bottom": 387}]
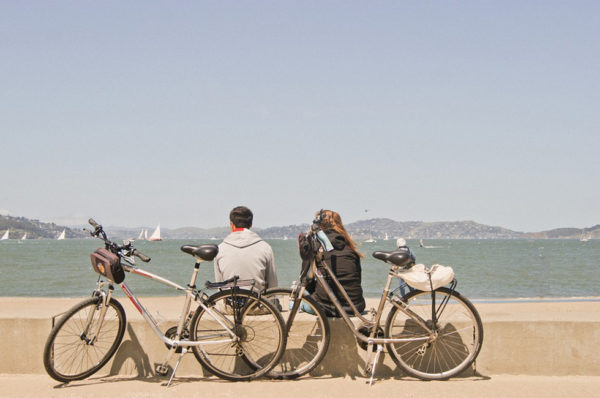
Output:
[{"left": 307, "top": 230, "right": 366, "bottom": 316}]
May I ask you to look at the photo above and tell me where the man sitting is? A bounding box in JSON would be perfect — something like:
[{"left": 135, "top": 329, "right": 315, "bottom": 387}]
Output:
[{"left": 214, "top": 206, "right": 278, "bottom": 292}]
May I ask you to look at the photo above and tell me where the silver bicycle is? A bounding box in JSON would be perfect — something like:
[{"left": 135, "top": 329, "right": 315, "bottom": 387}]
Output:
[
  {"left": 264, "top": 211, "right": 483, "bottom": 383},
  {"left": 43, "top": 219, "right": 286, "bottom": 385}
]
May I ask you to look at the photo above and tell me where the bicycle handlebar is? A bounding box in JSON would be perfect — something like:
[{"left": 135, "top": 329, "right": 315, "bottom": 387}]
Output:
[
  {"left": 132, "top": 249, "right": 151, "bottom": 262},
  {"left": 85, "top": 219, "right": 151, "bottom": 263}
]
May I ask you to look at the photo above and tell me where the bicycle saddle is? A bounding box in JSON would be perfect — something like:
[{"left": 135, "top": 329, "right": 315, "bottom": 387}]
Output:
[
  {"left": 180, "top": 244, "right": 219, "bottom": 261},
  {"left": 372, "top": 250, "right": 415, "bottom": 268}
]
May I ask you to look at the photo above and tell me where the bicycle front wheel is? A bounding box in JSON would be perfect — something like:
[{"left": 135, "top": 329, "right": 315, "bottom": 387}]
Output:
[
  {"left": 43, "top": 296, "right": 126, "bottom": 382},
  {"left": 385, "top": 287, "right": 483, "bottom": 380},
  {"left": 190, "top": 288, "right": 287, "bottom": 381},
  {"left": 263, "top": 287, "right": 330, "bottom": 379}
]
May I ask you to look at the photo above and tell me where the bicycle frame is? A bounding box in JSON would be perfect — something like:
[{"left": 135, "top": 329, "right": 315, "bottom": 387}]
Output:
[
  {"left": 309, "top": 253, "right": 433, "bottom": 347},
  {"left": 119, "top": 259, "right": 237, "bottom": 348},
  {"left": 87, "top": 256, "right": 241, "bottom": 378}
]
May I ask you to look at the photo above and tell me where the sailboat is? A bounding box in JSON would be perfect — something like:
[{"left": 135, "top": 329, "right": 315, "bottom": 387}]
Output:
[
  {"left": 21, "top": 233, "right": 27, "bottom": 240},
  {"left": 580, "top": 232, "right": 591, "bottom": 242},
  {"left": 364, "top": 225, "right": 376, "bottom": 243},
  {"left": 148, "top": 225, "right": 162, "bottom": 241},
  {"left": 57, "top": 229, "right": 66, "bottom": 240},
  {"left": 1, "top": 230, "right": 9, "bottom": 240},
  {"left": 137, "top": 229, "right": 146, "bottom": 240},
  {"left": 363, "top": 209, "right": 376, "bottom": 243}
]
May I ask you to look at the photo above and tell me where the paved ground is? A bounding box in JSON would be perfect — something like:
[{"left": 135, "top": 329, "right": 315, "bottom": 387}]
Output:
[{"left": 1, "top": 374, "right": 599, "bottom": 398}]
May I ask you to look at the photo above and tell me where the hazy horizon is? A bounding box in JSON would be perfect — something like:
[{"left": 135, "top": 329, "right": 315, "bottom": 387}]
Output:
[{"left": 2, "top": 211, "right": 596, "bottom": 234}]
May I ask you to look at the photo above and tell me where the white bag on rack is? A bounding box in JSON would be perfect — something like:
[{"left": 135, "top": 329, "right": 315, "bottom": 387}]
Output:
[{"left": 398, "top": 264, "right": 455, "bottom": 291}]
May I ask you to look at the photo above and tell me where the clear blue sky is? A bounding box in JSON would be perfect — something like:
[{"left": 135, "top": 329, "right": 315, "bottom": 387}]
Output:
[{"left": 1, "top": 1, "right": 598, "bottom": 232}]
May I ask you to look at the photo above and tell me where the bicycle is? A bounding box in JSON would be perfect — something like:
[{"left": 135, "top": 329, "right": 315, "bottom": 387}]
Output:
[
  {"left": 43, "top": 219, "right": 286, "bottom": 385},
  {"left": 263, "top": 210, "right": 483, "bottom": 383}
]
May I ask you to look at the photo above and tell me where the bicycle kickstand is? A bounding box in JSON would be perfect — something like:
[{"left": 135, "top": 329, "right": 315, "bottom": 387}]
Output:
[
  {"left": 368, "top": 345, "right": 383, "bottom": 387},
  {"left": 166, "top": 347, "right": 188, "bottom": 388}
]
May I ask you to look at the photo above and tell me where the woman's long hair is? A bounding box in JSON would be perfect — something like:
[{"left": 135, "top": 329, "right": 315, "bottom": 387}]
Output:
[{"left": 318, "top": 209, "right": 364, "bottom": 258}]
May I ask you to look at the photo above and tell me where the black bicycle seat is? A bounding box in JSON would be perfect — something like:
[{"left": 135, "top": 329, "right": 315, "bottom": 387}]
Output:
[
  {"left": 372, "top": 250, "right": 415, "bottom": 268},
  {"left": 180, "top": 244, "right": 219, "bottom": 261}
]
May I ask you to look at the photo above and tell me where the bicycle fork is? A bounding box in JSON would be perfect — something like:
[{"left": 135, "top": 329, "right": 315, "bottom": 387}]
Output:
[{"left": 81, "top": 285, "right": 115, "bottom": 345}]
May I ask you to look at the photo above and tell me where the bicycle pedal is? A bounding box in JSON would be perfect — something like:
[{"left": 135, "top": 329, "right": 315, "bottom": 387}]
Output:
[{"left": 155, "top": 364, "right": 169, "bottom": 376}]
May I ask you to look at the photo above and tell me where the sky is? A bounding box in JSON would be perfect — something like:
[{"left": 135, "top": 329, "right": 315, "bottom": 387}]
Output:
[{"left": 1, "top": 1, "right": 598, "bottom": 233}]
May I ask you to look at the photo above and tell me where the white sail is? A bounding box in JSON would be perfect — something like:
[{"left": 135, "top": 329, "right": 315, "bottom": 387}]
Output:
[
  {"left": 21, "top": 233, "right": 27, "bottom": 240},
  {"left": 57, "top": 229, "right": 66, "bottom": 240},
  {"left": 364, "top": 228, "right": 376, "bottom": 243},
  {"left": 148, "top": 225, "right": 162, "bottom": 241},
  {"left": 137, "top": 229, "right": 145, "bottom": 240},
  {"left": 1, "top": 230, "right": 8, "bottom": 240},
  {"left": 144, "top": 229, "right": 148, "bottom": 239}
]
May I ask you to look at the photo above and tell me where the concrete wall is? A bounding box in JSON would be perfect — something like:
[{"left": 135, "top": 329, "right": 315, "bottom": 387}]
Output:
[{"left": 1, "top": 298, "right": 599, "bottom": 378}]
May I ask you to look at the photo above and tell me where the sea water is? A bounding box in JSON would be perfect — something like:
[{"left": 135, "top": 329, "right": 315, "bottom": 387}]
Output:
[{"left": 0, "top": 238, "right": 598, "bottom": 299}]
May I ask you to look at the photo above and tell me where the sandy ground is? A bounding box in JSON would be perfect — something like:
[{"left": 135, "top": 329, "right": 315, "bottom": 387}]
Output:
[{"left": 1, "top": 374, "right": 600, "bottom": 398}]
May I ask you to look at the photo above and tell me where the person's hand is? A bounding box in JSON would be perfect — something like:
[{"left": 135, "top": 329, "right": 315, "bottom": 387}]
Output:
[{"left": 298, "top": 233, "right": 312, "bottom": 260}]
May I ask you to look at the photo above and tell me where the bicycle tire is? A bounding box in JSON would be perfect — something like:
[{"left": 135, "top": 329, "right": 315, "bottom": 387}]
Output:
[
  {"left": 262, "top": 287, "right": 330, "bottom": 379},
  {"left": 43, "top": 296, "right": 126, "bottom": 382},
  {"left": 385, "top": 287, "right": 483, "bottom": 380},
  {"left": 190, "top": 288, "right": 287, "bottom": 381}
]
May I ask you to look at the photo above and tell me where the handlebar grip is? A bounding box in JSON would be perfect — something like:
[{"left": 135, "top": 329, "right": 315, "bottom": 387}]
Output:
[
  {"left": 88, "top": 218, "right": 100, "bottom": 228},
  {"left": 133, "top": 249, "right": 151, "bottom": 262}
]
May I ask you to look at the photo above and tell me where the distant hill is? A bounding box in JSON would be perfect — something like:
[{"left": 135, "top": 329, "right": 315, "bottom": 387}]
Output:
[
  {"left": 258, "top": 219, "right": 599, "bottom": 240},
  {"left": 521, "top": 224, "right": 600, "bottom": 240},
  {"left": 0, "top": 215, "right": 87, "bottom": 239},
  {"left": 1, "top": 214, "right": 598, "bottom": 240},
  {"left": 342, "top": 218, "right": 521, "bottom": 240}
]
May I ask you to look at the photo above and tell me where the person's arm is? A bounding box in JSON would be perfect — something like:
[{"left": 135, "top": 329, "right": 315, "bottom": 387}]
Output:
[
  {"left": 265, "top": 247, "right": 278, "bottom": 288},
  {"left": 214, "top": 255, "right": 224, "bottom": 282}
]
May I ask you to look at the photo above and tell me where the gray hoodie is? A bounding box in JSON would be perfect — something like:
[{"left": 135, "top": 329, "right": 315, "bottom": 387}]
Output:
[{"left": 214, "top": 229, "right": 277, "bottom": 291}]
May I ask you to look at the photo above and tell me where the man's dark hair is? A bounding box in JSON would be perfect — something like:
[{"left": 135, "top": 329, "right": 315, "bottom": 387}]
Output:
[{"left": 230, "top": 206, "right": 253, "bottom": 228}]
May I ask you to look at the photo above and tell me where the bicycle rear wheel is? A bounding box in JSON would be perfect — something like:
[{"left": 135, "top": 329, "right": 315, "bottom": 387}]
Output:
[
  {"left": 43, "top": 296, "right": 126, "bottom": 382},
  {"left": 262, "top": 287, "right": 330, "bottom": 379},
  {"left": 190, "top": 288, "right": 286, "bottom": 381},
  {"left": 385, "top": 287, "right": 483, "bottom": 380}
]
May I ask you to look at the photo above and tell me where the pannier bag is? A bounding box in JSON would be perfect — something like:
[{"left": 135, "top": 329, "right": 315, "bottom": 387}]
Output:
[
  {"left": 398, "top": 263, "right": 454, "bottom": 291},
  {"left": 90, "top": 248, "right": 125, "bottom": 284}
]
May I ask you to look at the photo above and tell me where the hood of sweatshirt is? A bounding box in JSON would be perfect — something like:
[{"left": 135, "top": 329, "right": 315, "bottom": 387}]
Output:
[{"left": 222, "top": 229, "right": 264, "bottom": 249}]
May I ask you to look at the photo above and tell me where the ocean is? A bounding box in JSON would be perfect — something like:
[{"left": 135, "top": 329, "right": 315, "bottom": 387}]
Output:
[{"left": 0, "top": 238, "right": 598, "bottom": 300}]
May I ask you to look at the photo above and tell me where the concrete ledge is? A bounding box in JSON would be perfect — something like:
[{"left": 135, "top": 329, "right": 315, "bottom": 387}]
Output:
[{"left": 1, "top": 297, "right": 599, "bottom": 377}]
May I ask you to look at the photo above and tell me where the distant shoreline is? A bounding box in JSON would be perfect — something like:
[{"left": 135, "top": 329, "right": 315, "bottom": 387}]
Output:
[{"left": 2, "top": 214, "right": 598, "bottom": 240}]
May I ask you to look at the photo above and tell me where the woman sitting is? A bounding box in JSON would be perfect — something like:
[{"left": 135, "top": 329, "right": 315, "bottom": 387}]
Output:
[{"left": 305, "top": 209, "right": 366, "bottom": 316}]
